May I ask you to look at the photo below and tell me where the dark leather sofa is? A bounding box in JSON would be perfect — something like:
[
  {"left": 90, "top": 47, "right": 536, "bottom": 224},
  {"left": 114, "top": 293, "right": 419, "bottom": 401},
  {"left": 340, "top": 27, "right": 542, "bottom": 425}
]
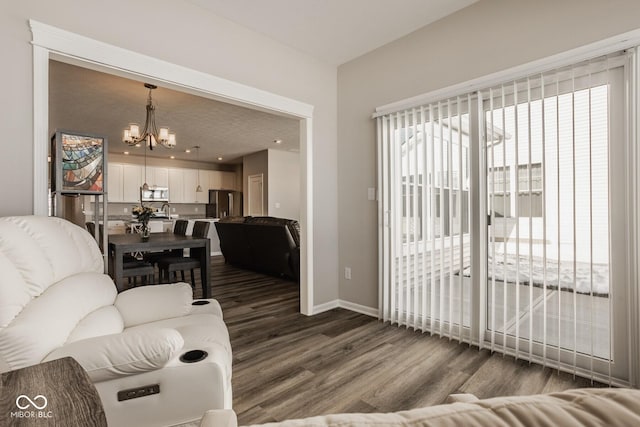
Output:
[{"left": 214, "top": 216, "right": 300, "bottom": 281}]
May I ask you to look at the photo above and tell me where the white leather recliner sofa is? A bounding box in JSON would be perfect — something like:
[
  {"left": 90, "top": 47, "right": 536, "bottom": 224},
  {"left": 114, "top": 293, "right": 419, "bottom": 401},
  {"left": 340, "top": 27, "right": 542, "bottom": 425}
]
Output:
[{"left": 0, "top": 216, "right": 232, "bottom": 427}]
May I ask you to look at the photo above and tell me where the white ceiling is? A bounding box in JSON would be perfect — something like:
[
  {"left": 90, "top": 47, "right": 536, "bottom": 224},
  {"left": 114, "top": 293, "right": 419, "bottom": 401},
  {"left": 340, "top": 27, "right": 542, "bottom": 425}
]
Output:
[
  {"left": 188, "top": 0, "right": 477, "bottom": 65},
  {"left": 49, "top": 61, "right": 300, "bottom": 165},
  {"left": 49, "top": 1, "right": 478, "bottom": 166}
]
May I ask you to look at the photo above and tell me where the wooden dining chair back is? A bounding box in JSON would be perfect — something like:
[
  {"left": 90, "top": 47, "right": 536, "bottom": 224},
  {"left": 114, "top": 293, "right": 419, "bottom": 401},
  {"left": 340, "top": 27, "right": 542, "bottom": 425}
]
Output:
[
  {"left": 174, "top": 219, "right": 189, "bottom": 235},
  {"left": 158, "top": 221, "right": 210, "bottom": 287},
  {"left": 192, "top": 221, "right": 210, "bottom": 238}
]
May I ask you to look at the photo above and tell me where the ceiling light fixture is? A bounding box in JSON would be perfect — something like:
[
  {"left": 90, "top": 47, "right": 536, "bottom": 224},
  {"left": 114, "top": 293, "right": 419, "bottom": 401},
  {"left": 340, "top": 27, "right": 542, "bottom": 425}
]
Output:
[
  {"left": 195, "top": 146, "right": 203, "bottom": 193},
  {"left": 274, "top": 139, "right": 282, "bottom": 144},
  {"left": 170, "top": 156, "right": 175, "bottom": 159},
  {"left": 217, "top": 157, "right": 223, "bottom": 161},
  {"left": 123, "top": 83, "right": 176, "bottom": 150}
]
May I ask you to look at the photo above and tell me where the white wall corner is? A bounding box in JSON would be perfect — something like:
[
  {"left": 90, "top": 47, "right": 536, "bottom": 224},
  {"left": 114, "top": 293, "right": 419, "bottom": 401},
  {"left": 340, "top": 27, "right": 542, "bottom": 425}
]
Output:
[
  {"left": 312, "top": 299, "right": 340, "bottom": 315},
  {"left": 338, "top": 300, "right": 379, "bottom": 318},
  {"left": 312, "top": 299, "right": 379, "bottom": 318}
]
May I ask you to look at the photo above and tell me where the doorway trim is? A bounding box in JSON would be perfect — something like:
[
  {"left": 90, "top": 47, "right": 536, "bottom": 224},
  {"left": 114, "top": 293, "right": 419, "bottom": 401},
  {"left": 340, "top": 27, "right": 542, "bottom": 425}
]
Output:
[{"left": 30, "top": 20, "right": 315, "bottom": 315}]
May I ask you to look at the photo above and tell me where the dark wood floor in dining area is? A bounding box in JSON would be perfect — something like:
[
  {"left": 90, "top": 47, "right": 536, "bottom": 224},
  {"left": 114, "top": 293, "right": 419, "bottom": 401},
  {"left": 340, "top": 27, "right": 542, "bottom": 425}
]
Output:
[{"left": 197, "top": 256, "right": 603, "bottom": 425}]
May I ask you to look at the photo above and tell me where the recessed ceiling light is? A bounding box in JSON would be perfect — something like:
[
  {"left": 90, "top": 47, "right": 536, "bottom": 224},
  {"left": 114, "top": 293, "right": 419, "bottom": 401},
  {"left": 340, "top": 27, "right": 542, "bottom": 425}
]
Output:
[
  {"left": 170, "top": 156, "right": 175, "bottom": 159},
  {"left": 185, "top": 149, "right": 191, "bottom": 153},
  {"left": 124, "top": 151, "right": 130, "bottom": 155},
  {"left": 274, "top": 139, "right": 282, "bottom": 144},
  {"left": 217, "top": 157, "right": 223, "bottom": 161},
  {"left": 135, "top": 143, "right": 141, "bottom": 148}
]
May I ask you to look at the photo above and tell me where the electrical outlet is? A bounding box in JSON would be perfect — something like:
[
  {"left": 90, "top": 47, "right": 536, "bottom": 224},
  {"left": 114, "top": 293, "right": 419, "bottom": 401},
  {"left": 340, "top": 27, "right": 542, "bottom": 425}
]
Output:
[
  {"left": 172, "top": 207, "right": 176, "bottom": 212},
  {"left": 123, "top": 207, "right": 128, "bottom": 213},
  {"left": 195, "top": 207, "right": 199, "bottom": 212},
  {"left": 345, "top": 267, "right": 352, "bottom": 280}
]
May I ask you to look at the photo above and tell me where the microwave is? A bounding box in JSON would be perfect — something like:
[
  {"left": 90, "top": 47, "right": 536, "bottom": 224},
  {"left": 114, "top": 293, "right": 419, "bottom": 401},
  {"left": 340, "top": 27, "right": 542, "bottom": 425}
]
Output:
[{"left": 140, "top": 187, "right": 169, "bottom": 202}]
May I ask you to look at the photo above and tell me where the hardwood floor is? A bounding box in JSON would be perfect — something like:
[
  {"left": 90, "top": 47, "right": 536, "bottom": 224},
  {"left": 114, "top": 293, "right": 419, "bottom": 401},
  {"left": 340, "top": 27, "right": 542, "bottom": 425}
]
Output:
[{"left": 200, "top": 256, "right": 604, "bottom": 425}]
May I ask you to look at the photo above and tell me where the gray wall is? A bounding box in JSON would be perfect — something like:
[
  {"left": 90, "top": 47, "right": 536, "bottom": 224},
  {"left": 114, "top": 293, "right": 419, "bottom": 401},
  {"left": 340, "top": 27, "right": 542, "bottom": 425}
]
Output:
[
  {"left": 268, "top": 149, "right": 300, "bottom": 221},
  {"left": 0, "top": 0, "right": 338, "bottom": 306},
  {"left": 336, "top": 0, "right": 640, "bottom": 309}
]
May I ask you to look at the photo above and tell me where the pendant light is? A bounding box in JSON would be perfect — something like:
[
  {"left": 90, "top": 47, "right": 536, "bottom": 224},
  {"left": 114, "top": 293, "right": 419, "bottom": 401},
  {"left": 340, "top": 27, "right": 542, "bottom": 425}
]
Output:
[
  {"left": 142, "top": 142, "right": 149, "bottom": 191},
  {"left": 195, "top": 145, "right": 203, "bottom": 192}
]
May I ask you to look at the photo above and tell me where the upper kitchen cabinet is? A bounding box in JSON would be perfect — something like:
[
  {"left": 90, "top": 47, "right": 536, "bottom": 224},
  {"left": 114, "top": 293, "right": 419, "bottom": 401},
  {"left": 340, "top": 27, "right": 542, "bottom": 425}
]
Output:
[
  {"left": 209, "top": 171, "right": 237, "bottom": 191},
  {"left": 146, "top": 166, "right": 169, "bottom": 188},
  {"left": 122, "top": 164, "right": 142, "bottom": 203},
  {"left": 107, "top": 163, "right": 124, "bottom": 202},
  {"left": 168, "top": 168, "right": 199, "bottom": 203},
  {"left": 209, "top": 171, "right": 223, "bottom": 190},
  {"left": 221, "top": 172, "right": 236, "bottom": 191},
  {"left": 183, "top": 169, "right": 198, "bottom": 203},
  {"left": 196, "top": 170, "right": 210, "bottom": 204},
  {"left": 168, "top": 168, "right": 184, "bottom": 203}
]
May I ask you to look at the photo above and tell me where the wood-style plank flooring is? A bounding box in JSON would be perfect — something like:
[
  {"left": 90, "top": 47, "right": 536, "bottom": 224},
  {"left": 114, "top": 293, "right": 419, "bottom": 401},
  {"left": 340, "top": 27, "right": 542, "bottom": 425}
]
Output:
[{"left": 196, "top": 257, "right": 604, "bottom": 425}]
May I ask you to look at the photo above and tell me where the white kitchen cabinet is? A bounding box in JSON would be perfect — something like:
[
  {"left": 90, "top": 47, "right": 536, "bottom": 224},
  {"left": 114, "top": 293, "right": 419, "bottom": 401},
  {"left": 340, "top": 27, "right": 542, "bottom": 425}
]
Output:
[
  {"left": 107, "top": 163, "right": 124, "bottom": 202},
  {"left": 196, "top": 170, "right": 210, "bottom": 203},
  {"left": 122, "top": 164, "right": 142, "bottom": 203},
  {"left": 221, "top": 172, "right": 236, "bottom": 190},
  {"left": 183, "top": 169, "right": 198, "bottom": 203},
  {"left": 209, "top": 171, "right": 223, "bottom": 190},
  {"left": 147, "top": 166, "right": 169, "bottom": 188},
  {"left": 168, "top": 168, "right": 184, "bottom": 203}
]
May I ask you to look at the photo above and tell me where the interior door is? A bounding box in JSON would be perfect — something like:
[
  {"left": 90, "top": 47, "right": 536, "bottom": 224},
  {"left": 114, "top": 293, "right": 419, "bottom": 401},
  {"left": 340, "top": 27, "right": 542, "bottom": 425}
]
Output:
[{"left": 248, "top": 174, "right": 264, "bottom": 216}]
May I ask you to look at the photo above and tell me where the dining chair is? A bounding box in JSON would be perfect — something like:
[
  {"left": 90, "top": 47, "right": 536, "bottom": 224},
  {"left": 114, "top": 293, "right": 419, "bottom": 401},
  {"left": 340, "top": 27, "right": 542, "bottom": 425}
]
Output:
[
  {"left": 157, "top": 221, "right": 210, "bottom": 287},
  {"left": 87, "top": 222, "right": 154, "bottom": 286},
  {"left": 144, "top": 219, "right": 190, "bottom": 268}
]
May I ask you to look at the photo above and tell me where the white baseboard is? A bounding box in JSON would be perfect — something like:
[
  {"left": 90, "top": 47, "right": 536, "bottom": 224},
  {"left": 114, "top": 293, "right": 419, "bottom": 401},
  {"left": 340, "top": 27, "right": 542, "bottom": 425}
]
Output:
[
  {"left": 338, "top": 300, "right": 379, "bottom": 318},
  {"left": 312, "top": 299, "right": 378, "bottom": 318},
  {"left": 312, "top": 300, "right": 339, "bottom": 314}
]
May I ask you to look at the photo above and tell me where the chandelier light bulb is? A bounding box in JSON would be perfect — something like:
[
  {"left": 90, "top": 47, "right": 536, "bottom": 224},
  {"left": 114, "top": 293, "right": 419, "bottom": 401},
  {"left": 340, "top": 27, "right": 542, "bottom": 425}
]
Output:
[
  {"left": 159, "top": 127, "right": 169, "bottom": 142},
  {"left": 168, "top": 133, "right": 177, "bottom": 148},
  {"left": 129, "top": 123, "right": 140, "bottom": 138}
]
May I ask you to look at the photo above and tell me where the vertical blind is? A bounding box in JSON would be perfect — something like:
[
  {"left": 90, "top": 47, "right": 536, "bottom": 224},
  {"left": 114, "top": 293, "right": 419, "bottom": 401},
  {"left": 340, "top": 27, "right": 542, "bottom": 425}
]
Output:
[
  {"left": 378, "top": 96, "right": 472, "bottom": 342},
  {"left": 377, "top": 51, "right": 633, "bottom": 385}
]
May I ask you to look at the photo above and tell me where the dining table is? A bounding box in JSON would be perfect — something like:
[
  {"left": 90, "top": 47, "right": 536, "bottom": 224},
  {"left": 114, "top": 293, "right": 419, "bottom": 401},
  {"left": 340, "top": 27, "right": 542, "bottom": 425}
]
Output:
[{"left": 108, "top": 232, "right": 211, "bottom": 298}]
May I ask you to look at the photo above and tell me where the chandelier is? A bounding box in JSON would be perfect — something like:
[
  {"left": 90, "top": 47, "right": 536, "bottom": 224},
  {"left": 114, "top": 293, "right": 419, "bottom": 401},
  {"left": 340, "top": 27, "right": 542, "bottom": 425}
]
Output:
[{"left": 123, "top": 83, "right": 176, "bottom": 150}]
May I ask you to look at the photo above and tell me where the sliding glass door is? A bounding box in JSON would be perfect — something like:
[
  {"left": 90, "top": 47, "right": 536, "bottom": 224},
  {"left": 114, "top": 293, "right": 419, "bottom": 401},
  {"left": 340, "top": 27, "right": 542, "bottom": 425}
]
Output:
[{"left": 378, "top": 51, "right": 634, "bottom": 384}]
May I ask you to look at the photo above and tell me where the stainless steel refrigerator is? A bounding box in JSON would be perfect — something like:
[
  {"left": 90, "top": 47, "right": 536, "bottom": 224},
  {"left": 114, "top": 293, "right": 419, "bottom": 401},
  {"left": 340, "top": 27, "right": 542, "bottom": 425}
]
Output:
[{"left": 206, "top": 190, "right": 242, "bottom": 218}]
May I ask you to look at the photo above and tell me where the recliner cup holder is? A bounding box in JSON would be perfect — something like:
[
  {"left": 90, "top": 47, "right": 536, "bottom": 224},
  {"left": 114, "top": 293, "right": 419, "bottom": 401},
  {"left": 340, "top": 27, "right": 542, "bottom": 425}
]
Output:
[
  {"left": 180, "top": 350, "right": 208, "bottom": 363},
  {"left": 192, "top": 300, "right": 210, "bottom": 305}
]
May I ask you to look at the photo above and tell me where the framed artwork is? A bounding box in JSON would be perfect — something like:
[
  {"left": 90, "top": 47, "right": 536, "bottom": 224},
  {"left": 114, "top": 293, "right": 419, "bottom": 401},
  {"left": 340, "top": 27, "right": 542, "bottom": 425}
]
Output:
[{"left": 51, "top": 130, "right": 107, "bottom": 194}]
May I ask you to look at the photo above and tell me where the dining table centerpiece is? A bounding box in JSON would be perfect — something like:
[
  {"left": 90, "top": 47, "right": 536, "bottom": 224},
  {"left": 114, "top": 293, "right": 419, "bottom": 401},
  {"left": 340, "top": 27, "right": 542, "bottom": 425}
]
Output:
[{"left": 132, "top": 204, "right": 154, "bottom": 240}]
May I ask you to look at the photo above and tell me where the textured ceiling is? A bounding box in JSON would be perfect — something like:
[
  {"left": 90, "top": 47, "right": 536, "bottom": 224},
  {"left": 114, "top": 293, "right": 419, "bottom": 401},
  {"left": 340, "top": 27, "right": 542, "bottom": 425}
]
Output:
[
  {"left": 189, "top": 0, "right": 477, "bottom": 65},
  {"left": 49, "top": 61, "right": 300, "bottom": 165}
]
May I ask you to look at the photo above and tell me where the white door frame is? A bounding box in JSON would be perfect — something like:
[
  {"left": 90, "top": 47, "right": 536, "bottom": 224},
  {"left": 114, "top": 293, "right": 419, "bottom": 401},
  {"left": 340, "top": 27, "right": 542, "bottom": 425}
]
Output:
[
  {"left": 247, "top": 173, "right": 265, "bottom": 216},
  {"left": 29, "top": 20, "right": 315, "bottom": 315}
]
